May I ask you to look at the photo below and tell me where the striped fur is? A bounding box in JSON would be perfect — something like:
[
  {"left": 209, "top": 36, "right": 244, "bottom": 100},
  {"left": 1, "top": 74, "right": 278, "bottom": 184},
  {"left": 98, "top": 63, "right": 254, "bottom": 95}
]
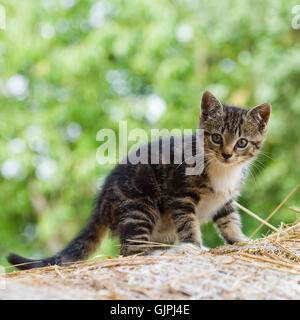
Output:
[{"left": 7, "top": 91, "right": 271, "bottom": 269}]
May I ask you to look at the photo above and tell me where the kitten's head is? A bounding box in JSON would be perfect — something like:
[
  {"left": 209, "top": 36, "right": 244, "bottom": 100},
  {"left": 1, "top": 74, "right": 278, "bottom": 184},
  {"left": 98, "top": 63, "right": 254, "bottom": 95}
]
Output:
[{"left": 198, "top": 91, "right": 271, "bottom": 166}]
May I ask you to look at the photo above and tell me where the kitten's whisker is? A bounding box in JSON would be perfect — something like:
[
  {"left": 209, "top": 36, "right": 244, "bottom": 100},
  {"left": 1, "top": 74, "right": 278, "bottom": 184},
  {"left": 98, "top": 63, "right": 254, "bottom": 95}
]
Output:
[
  {"left": 251, "top": 163, "right": 263, "bottom": 172},
  {"left": 248, "top": 167, "right": 257, "bottom": 185},
  {"left": 259, "top": 151, "right": 273, "bottom": 160},
  {"left": 260, "top": 150, "right": 272, "bottom": 155},
  {"left": 254, "top": 159, "right": 266, "bottom": 165},
  {"left": 251, "top": 160, "right": 264, "bottom": 170}
]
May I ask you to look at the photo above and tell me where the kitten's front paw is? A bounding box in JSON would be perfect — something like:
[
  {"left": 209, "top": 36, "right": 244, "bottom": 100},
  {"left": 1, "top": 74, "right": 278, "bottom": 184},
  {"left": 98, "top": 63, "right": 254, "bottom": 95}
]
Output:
[
  {"left": 165, "top": 243, "right": 203, "bottom": 255},
  {"left": 239, "top": 236, "right": 249, "bottom": 242},
  {"left": 229, "top": 236, "right": 249, "bottom": 245},
  {"left": 150, "top": 249, "right": 167, "bottom": 256}
]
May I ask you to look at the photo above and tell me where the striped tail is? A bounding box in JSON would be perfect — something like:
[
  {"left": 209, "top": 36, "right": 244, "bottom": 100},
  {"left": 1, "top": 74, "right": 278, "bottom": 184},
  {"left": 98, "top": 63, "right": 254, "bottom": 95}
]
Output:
[{"left": 7, "top": 219, "right": 108, "bottom": 270}]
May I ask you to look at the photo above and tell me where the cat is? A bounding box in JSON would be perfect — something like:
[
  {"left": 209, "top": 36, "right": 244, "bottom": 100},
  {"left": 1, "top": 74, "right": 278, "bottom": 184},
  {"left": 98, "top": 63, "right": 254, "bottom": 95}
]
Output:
[{"left": 7, "top": 90, "right": 271, "bottom": 269}]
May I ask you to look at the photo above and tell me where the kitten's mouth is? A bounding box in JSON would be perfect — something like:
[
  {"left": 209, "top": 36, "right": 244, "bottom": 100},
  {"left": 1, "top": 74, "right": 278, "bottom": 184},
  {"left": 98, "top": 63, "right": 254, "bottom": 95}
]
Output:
[
  {"left": 220, "top": 159, "right": 233, "bottom": 165},
  {"left": 206, "top": 155, "right": 236, "bottom": 166},
  {"left": 217, "top": 157, "right": 236, "bottom": 166},
  {"left": 206, "top": 153, "right": 239, "bottom": 167},
  {"left": 217, "top": 157, "right": 247, "bottom": 167},
  {"left": 222, "top": 158, "right": 233, "bottom": 163}
]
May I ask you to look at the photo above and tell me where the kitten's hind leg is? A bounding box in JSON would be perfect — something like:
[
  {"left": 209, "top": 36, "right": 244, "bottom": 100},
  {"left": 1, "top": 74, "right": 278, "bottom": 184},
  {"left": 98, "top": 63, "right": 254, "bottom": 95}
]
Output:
[{"left": 117, "top": 203, "right": 159, "bottom": 256}]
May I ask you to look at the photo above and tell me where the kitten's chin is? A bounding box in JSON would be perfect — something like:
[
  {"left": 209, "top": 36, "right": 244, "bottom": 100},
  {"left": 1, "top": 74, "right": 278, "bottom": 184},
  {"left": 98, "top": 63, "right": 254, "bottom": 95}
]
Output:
[{"left": 219, "top": 160, "right": 235, "bottom": 166}]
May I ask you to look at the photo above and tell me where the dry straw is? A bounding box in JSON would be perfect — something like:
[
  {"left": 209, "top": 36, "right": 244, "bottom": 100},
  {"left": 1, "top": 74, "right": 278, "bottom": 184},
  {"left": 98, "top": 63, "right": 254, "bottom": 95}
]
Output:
[
  {"left": 1, "top": 186, "right": 299, "bottom": 300},
  {"left": 249, "top": 185, "right": 299, "bottom": 238}
]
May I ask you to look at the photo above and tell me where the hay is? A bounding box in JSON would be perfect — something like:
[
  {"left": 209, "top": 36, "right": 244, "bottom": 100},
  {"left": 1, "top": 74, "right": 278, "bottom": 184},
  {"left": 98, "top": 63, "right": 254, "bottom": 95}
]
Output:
[{"left": 1, "top": 221, "right": 300, "bottom": 300}]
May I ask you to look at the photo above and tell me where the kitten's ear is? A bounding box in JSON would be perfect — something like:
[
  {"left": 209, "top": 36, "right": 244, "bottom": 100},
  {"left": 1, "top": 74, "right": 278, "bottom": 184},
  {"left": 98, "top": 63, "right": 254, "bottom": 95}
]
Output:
[
  {"left": 247, "top": 102, "right": 272, "bottom": 130},
  {"left": 200, "top": 90, "right": 223, "bottom": 119}
]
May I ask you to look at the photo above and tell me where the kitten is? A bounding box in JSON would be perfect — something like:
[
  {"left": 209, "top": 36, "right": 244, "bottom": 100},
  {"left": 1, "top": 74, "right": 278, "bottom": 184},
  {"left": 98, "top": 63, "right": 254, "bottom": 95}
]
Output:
[{"left": 7, "top": 91, "right": 271, "bottom": 269}]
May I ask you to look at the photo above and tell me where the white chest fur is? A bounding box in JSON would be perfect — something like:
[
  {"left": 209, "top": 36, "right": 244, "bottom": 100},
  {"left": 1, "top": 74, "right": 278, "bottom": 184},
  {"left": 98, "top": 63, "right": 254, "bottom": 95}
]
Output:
[{"left": 196, "top": 162, "right": 244, "bottom": 223}]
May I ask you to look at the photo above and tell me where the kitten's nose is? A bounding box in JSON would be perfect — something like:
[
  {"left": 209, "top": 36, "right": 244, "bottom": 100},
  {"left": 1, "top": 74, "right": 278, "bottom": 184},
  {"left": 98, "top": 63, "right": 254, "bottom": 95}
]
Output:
[{"left": 222, "top": 152, "right": 232, "bottom": 160}]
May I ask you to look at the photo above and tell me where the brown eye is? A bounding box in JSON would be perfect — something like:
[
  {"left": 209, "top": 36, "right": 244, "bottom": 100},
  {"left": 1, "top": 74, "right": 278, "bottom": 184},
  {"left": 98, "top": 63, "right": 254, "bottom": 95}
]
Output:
[
  {"left": 236, "top": 138, "right": 248, "bottom": 148},
  {"left": 211, "top": 133, "right": 222, "bottom": 144}
]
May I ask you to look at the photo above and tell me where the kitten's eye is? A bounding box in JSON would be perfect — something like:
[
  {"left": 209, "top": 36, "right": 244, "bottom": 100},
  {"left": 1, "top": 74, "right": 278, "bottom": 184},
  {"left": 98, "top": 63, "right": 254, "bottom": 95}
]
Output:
[
  {"left": 211, "top": 133, "right": 222, "bottom": 144},
  {"left": 236, "top": 138, "right": 248, "bottom": 148}
]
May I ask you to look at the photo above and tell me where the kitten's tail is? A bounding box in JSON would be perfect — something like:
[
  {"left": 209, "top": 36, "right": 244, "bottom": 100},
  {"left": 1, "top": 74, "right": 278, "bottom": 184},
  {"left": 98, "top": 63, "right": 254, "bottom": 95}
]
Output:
[{"left": 7, "top": 212, "right": 108, "bottom": 270}]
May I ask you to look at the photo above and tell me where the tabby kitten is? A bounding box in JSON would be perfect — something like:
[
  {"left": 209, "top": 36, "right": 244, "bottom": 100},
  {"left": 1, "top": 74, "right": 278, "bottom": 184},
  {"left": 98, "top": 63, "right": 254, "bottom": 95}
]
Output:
[{"left": 8, "top": 91, "right": 271, "bottom": 269}]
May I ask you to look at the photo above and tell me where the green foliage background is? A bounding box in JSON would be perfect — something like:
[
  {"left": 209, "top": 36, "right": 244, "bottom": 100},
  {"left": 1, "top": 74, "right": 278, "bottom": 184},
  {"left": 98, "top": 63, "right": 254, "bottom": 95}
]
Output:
[{"left": 0, "top": 0, "right": 299, "bottom": 267}]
